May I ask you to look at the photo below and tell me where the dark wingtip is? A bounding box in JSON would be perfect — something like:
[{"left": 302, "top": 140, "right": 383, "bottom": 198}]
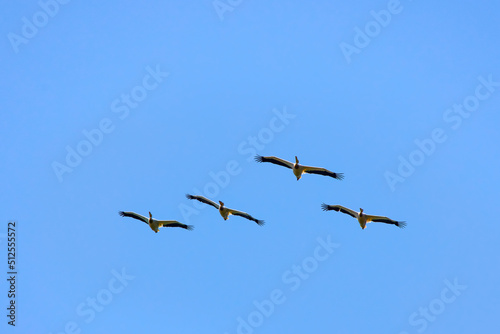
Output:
[
  {"left": 321, "top": 203, "right": 330, "bottom": 211},
  {"left": 256, "top": 220, "right": 265, "bottom": 226},
  {"left": 186, "top": 194, "right": 194, "bottom": 200},
  {"left": 254, "top": 155, "right": 264, "bottom": 163},
  {"left": 186, "top": 225, "right": 195, "bottom": 231},
  {"left": 336, "top": 173, "right": 345, "bottom": 180},
  {"left": 118, "top": 211, "right": 125, "bottom": 217},
  {"left": 397, "top": 221, "right": 407, "bottom": 229}
]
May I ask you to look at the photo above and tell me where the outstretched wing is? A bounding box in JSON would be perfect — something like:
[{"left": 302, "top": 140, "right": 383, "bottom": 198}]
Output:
[
  {"left": 186, "top": 194, "right": 219, "bottom": 209},
  {"left": 229, "top": 209, "right": 265, "bottom": 226},
  {"left": 254, "top": 155, "right": 294, "bottom": 169},
  {"left": 118, "top": 211, "right": 149, "bottom": 224},
  {"left": 158, "top": 220, "right": 194, "bottom": 231},
  {"left": 303, "top": 166, "right": 344, "bottom": 180},
  {"left": 367, "top": 215, "right": 406, "bottom": 228},
  {"left": 321, "top": 204, "right": 357, "bottom": 218}
]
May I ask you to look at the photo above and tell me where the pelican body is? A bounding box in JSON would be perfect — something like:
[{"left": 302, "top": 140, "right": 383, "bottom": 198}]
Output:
[
  {"left": 255, "top": 155, "right": 344, "bottom": 181},
  {"left": 218, "top": 201, "right": 233, "bottom": 220},
  {"left": 321, "top": 204, "right": 406, "bottom": 229}
]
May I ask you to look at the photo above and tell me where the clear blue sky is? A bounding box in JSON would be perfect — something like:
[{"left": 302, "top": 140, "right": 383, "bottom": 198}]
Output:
[{"left": 2, "top": 1, "right": 499, "bottom": 333}]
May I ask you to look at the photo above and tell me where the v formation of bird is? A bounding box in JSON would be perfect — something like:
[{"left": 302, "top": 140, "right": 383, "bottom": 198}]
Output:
[{"left": 119, "top": 155, "right": 405, "bottom": 232}]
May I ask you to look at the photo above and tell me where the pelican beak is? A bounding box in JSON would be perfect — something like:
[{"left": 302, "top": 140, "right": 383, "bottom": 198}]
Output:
[
  {"left": 295, "top": 156, "right": 299, "bottom": 164},
  {"left": 219, "top": 201, "right": 224, "bottom": 206},
  {"left": 149, "top": 212, "right": 152, "bottom": 218}
]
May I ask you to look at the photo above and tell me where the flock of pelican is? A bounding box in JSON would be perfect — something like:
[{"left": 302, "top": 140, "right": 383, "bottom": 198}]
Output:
[{"left": 119, "top": 155, "right": 405, "bottom": 232}]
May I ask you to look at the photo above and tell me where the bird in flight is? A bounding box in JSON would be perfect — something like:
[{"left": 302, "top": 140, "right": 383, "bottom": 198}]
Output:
[
  {"left": 186, "top": 194, "right": 264, "bottom": 226},
  {"left": 118, "top": 211, "right": 194, "bottom": 233},
  {"left": 321, "top": 204, "right": 406, "bottom": 229},
  {"left": 255, "top": 155, "right": 344, "bottom": 181}
]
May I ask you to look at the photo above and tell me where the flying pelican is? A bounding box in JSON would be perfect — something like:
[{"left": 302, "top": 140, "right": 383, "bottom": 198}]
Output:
[
  {"left": 255, "top": 155, "right": 344, "bottom": 181},
  {"left": 118, "top": 211, "right": 194, "bottom": 233},
  {"left": 321, "top": 204, "right": 406, "bottom": 229},
  {"left": 186, "top": 194, "right": 264, "bottom": 226}
]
